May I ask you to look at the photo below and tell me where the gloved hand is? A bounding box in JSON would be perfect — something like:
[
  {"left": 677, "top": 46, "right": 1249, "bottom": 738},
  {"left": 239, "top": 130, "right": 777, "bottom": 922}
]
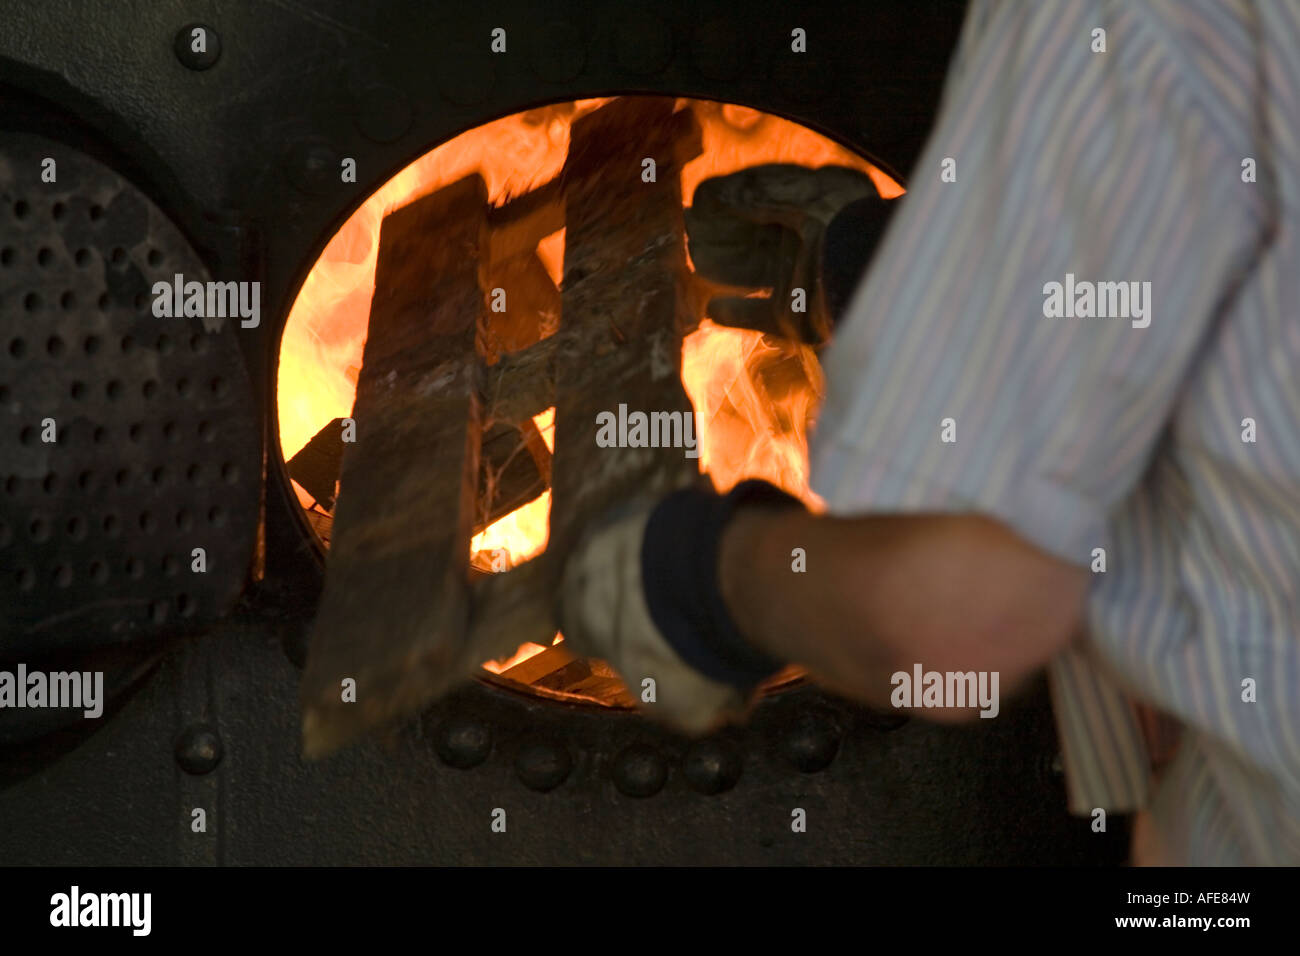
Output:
[
  {"left": 684, "top": 164, "right": 885, "bottom": 345},
  {"left": 558, "top": 480, "right": 802, "bottom": 735}
]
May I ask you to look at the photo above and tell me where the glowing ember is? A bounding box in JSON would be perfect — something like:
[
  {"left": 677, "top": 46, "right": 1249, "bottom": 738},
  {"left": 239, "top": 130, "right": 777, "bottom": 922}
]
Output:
[{"left": 276, "top": 97, "right": 901, "bottom": 697}]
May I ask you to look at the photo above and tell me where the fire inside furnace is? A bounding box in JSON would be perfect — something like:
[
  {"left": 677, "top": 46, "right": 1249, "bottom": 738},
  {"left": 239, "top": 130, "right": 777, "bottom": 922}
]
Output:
[{"left": 277, "top": 97, "right": 901, "bottom": 707}]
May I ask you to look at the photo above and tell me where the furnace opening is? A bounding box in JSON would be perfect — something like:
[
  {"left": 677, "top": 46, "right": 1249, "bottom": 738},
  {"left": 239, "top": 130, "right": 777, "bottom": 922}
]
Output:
[{"left": 277, "top": 96, "right": 901, "bottom": 707}]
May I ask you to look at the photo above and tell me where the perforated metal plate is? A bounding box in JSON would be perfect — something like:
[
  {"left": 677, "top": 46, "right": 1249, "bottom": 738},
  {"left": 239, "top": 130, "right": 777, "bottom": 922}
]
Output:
[{"left": 0, "top": 133, "right": 260, "bottom": 657}]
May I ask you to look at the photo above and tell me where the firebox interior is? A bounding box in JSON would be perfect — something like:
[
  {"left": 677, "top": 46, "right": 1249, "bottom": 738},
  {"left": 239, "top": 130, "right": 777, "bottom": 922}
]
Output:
[{"left": 277, "top": 96, "right": 901, "bottom": 708}]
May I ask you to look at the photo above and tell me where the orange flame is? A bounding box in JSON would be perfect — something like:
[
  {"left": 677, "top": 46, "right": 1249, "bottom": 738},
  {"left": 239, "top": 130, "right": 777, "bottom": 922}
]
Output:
[{"left": 276, "top": 97, "right": 901, "bottom": 684}]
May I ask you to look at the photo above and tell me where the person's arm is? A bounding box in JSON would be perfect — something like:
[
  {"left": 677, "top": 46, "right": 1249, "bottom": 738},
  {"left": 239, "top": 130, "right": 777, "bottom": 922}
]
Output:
[
  {"left": 719, "top": 508, "right": 1088, "bottom": 720},
  {"left": 560, "top": 0, "right": 1264, "bottom": 737}
]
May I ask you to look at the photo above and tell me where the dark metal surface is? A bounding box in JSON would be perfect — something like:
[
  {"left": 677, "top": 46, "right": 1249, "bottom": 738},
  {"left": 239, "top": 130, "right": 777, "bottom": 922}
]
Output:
[
  {"left": 0, "top": 599, "right": 1129, "bottom": 864},
  {"left": 0, "top": 132, "right": 260, "bottom": 661},
  {"left": 0, "top": 0, "right": 1130, "bottom": 865}
]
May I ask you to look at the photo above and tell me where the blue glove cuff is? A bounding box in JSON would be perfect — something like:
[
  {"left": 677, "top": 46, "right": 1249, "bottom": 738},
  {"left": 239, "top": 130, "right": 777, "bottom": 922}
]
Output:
[{"left": 640, "top": 479, "right": 799, "bottom": 691}]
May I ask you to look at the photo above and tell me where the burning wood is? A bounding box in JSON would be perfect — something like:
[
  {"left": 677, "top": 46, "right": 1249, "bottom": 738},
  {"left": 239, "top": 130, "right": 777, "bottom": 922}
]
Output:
[
  {"left": 478, "top": 418, "right": 549, "bottom": 531},
  {"left": 478, "top": 100, "right": 710, "bottom": 704},
  {"left": 547, "top": 98, "right": 705, "bottom": 567},
  {"left": 302, "top": 99, "right": 708, "bottom": 754},
  {"left": 301, "top": 176, "right": 491, "bottom": 758},
  {"left": 483, "top": 336, "right": 555, "bottom": 425},
  {"left": 283, "top": 96, "right": 889, "bottom": 731},
  {"left": 286, "top": 417, "right": 347, "bottom": 511},
  {"left": 497, "top": 643, "right": 585, "bottom": 686},
  {"left": 288, "top": 405, "right": 551, "bottom": 545}
]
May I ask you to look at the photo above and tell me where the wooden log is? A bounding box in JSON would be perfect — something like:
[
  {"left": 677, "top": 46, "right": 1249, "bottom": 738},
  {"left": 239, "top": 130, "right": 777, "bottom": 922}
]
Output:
[{"left": 300, "top": 176, "right": 489, "bottom": 758}]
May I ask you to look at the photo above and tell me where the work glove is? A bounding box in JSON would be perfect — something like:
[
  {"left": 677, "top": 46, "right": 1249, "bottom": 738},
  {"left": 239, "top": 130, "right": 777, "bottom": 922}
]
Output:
[
  {"left": 684, "top": 164, "right": 888, "bottom": 345},
  {"left": 558, "top": 480, "right": 802, "bottom": 735}
]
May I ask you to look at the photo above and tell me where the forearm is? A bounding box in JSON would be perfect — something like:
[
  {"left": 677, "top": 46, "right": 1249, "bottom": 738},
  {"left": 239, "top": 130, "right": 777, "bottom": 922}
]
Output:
[{"left": 717, "top": 506, "right": 1089, "bottom": 716}]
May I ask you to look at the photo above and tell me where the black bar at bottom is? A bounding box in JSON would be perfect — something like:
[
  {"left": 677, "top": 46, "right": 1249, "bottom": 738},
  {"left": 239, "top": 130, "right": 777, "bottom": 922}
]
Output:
[{"left": 0, "top": 865, "right": 1280, "bottom": 942}]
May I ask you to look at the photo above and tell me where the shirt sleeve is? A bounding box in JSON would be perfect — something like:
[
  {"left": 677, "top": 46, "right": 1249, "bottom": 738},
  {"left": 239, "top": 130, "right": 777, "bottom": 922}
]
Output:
[{"left": 810, "top": 0, "right": 1267, "bottom": 565}]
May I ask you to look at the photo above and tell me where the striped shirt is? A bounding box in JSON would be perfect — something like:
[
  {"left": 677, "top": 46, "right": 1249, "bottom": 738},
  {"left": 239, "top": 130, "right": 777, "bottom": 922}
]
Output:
[{"left": 810, "top": 0, "right": 1300, "bottom": 865}]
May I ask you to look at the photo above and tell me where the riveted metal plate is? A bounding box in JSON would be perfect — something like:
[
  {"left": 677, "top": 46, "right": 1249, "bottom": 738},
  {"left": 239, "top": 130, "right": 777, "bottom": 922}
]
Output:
[{"left": 0, "top": 133, "right": 259, "bottom": 657}]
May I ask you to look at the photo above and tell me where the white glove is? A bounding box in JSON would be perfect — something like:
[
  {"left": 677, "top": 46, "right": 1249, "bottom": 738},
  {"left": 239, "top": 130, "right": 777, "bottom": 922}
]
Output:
[{"left": 558, "top": 499, "right": 753, "bottom": 735}]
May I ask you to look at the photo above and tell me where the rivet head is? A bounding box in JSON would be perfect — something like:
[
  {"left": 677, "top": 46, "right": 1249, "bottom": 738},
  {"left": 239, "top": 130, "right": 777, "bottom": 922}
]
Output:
[
  {"left": 175, "top": 724, "right": 223, "bottom": 775},
  {"left": 431, "top": 27, "right": 494, "bottom": 106},
  {"left": 529, "top": 21, "right": 586, "bottom": 83},
  {"left": 691, "top": 19, "right": 748, "bottom": 81},
  {"left": 173, "top": 24, "right": 222, "bottom": 71},
  {"left": 355, "top": 85, "right": 413, "bottom": 144},
  {"left": 435, "top": 717, "right": 491, "bottom": 769},
  {"left": 515, "top": 739, "right": 571, "bottom": 792},
  {"left": 682, "top": 738, "right": 742, "bottom": 795},
  {"left": 284, "top": 142, "right": 341, "bottom": 197},
  {"left": 782, "top": 711, "right": 840, "bottom": 773},
  {"left": 769, "top": 53, "right": 831, "bottom": 103},
  {"left": 611, "top": 743, "right": 668, "bottom": 798},
  {"left": 614, "top": 13, "right": 672, "bottom": 76}
]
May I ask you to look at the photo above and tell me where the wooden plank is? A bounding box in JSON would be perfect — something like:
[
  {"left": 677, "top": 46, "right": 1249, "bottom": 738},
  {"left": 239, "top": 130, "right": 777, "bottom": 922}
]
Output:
[
  {"left": 473, "top": 100, "right": 706, "bottom": 656},
  {"left": 301, "top": 175, "right": 489, "bottom": 758},
  {"left": 482, "top": 336, "right": 555, "bottom": 426},
  {"left": 304, "top": 508, "right": 334, "bottom": 548},
  {"left": 498, "top": 643, "right": 582, "bottom": 685},
  {"left": 286, "top": 400, "right": 548, "bottom": 541},
  {"left": 534, "top": 658, "right": 595, "bottom": 691},
  {"left": 482, "top": 249, "right": 561, "bottom": 360},
  {"left": 468, "top": 551, "right": 558, "bottom": 662},
  {"left": 486, "top": 176, "right": 563, "bottom": 264},
  {"left": 478, "top": 176, "right": 565, "bottom": 418},
  {"left": 476, "top": 419, "right": 548, "bottom": 533},
  {"left": 286, "top": 417, "right": 347, "bottom": 510},
  {"left": 547, "top": 98, "right": 705, "bottom": 568},
  {"left": 563, "top": 675, "right": 636, "bottom": 705},
  {"left": 483, "top": 177, "right": 563, "bottom": 360}
]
